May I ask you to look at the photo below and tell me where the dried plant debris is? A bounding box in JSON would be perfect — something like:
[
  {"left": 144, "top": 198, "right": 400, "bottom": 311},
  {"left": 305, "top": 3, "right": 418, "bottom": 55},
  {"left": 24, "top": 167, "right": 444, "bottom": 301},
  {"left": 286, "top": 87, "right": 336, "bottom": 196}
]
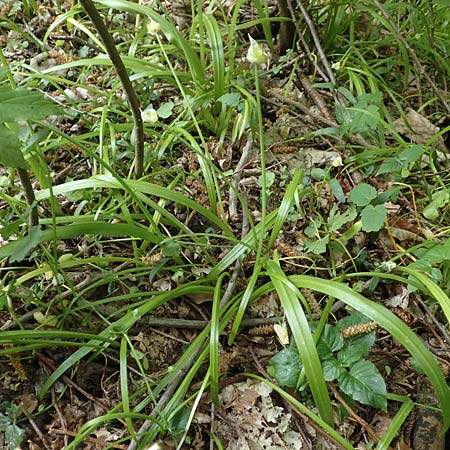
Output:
[
  {"left": 393, "top": 109, "right": 448, "bottom": 151},
  {"left": 216, "top": 380, "right": 304, "bottom": 450}
]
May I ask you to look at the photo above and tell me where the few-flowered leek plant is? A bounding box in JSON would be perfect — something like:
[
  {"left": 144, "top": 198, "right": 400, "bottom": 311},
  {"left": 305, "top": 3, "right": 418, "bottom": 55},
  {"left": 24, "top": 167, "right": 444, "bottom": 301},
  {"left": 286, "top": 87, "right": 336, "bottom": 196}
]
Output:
[{"left": 246, "top": 35, "right": 268, "bottom": 65}]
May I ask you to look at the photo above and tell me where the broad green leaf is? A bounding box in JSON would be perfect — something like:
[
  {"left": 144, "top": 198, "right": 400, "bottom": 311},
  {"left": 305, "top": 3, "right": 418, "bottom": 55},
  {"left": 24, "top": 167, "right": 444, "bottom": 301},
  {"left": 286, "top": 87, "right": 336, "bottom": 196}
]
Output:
[
  {"left": 328, "top": 205, "right": 357, "bottom": 232},
  {"left": 328, "top": 178, "right": 346, "bottom": 203},
  {"left": 0, "top": 87, "right": 60, "bottom": 121},
  {"left": 217, "top": 92, "right": 241, "bottom": 107},
  {"left": 304, "top": 236, "right": 329, "bottom": 254},
  {"left": 376, "top": 158, "right": 402, "bottom": 176},
  {"left": 338, "top": 360, "right": 387, "bottom": 410},
  {"left": 7, "top": 226, "right": 43, "bottom": 263},
  {"left": 415, "top": 239, "right": 450, "bottom": 264},
  {"left": 270, "top": 346, "right": 303, "bottom": 388},
  {"left": 349, "top": 183, "right": 377, "bottom": 207},
  {"left": 0, "top": 125, "right": 26, "bottom": 169},
  {"left": 322, "top": 357, "right": 343, "bottom": 381},
  {"left": 317, "top": 324, "right": 344, "bottom": 359},
  {"left": 160, "top": 239, "right": 181, "bottom": 257},
  {"left": 156, "top": 101, "right": 174, "bottom": 119},
  {"left": 361, "top": 204, "right": 386, "bottom": 232},
  {"left": 399, "top": 144, "right": 425, "bottom": 164},
  {"left": 423, "top": 191, "right": 449, "bottom": 220},
  {"left": 167, "top": 406, "right": 190, "bottom": 436},
  {"left": 338, "top": 344, "right": 372, "bottom": 366},
  {"left": 335, "top": 103, "right": 352, "bottom": 125}
]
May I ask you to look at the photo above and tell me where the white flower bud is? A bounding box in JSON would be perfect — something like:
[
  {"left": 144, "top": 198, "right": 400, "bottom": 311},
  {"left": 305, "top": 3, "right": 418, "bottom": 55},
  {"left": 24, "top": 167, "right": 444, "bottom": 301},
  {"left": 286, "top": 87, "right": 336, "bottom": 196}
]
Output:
[
  {"left": 142, "top": 107, "right": 158, "bottom": 124},
  {"left": 147, "top": 20, "right": 161, "bottom": 35},
  {"left": 332, "top": 155, "right": 343, "bottom": 167},
  {"left": 246, "top": 35, "right": 268, "bottom": 65}
]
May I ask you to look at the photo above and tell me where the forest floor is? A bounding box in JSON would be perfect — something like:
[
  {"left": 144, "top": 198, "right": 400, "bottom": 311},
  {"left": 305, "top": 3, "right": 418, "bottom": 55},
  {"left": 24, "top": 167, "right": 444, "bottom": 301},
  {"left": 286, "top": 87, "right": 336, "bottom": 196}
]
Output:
[{"left": 1, "top": 1, "right": 450, "bottom": 449}]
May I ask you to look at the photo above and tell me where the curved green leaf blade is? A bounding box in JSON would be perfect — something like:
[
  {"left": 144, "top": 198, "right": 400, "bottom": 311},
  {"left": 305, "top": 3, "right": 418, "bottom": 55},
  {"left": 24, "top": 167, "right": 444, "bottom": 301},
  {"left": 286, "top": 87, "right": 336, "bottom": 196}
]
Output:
[
  {"left": 289, "top": 275, "right": 450, "bottom": 431},
  {"left": 267, "top": 259, "right": 334, "bottom": 425}
]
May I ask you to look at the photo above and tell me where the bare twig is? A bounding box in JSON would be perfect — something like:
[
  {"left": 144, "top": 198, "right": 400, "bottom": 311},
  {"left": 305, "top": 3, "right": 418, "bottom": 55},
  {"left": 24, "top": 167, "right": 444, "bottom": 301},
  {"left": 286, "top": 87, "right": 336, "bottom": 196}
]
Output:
[
  {"left": 229, "top": 136, "right": 254, "bottom": 220},
  {"left": 295, "top": 0, "right": 336, "bottom": 85},
  {"left": 78, "top": 0, "right": 145, "bottom": 178},
  {"left": 330, "top": 384, "right": 380, "bottom": 443},
  {"left": 36, "top": 352, "right": 112, "bottom": 414},
  {"left": 49, "top": 429, "right": 128, "bottom": 449}
]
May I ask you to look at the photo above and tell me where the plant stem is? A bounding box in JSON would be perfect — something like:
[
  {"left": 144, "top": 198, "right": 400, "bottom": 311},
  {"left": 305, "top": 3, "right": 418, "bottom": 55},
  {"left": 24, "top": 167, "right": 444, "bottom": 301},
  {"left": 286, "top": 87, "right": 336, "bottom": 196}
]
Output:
[
  {"left": 78, "top": 0, "right": 145, "bottom": 179},
  {"left": 17, "top": 168, "right": 38, "bottom": 227}
]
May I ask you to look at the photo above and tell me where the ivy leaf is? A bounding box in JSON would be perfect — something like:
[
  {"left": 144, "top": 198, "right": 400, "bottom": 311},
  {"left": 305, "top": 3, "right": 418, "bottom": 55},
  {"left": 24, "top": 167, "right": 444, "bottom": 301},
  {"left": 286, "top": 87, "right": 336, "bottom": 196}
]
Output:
[
  {"left": 5, "top": 422, "right": 25, "bottom": 450},
  {"left": 0, "top": 87, "right": 61, "bottom": 121},
  {"left": 270, "top": 346, "right": 303, "bottom": 388},
  {"left": 338, "top": 360, "right": 387, "bottom": 410},
  {"left": 349, "top": 183, "right": 377, "bottom": 207},
  {"left": 0, "top": 125, "right": 26, "bottom": 168},
  {"left": 361, "top": 204, "right": 386, "bottom": 232}
]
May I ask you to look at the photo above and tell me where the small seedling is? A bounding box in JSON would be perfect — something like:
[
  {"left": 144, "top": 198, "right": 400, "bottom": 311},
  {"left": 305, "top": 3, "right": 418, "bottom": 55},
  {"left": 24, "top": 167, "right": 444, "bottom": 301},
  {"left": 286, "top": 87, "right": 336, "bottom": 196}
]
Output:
[{"left": 0, "top": 402, "right": 25, "bottom": 450}]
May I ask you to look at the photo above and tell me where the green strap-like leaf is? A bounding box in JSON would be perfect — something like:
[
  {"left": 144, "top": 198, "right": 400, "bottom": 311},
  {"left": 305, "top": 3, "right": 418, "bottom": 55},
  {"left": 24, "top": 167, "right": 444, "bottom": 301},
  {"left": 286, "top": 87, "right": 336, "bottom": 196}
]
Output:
[
  {"left": 289, "top": 274, "right": 450, "bottom": 431},
  {"left": 267, "top": 259, "right": 334, "bottom": 425}
]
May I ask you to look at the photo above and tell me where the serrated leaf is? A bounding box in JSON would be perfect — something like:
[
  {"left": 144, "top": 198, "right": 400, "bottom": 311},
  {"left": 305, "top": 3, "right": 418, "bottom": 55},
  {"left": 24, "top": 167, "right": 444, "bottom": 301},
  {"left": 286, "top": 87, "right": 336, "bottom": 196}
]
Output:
[
  {"left": 361, "top": 204, "right": 386, "bottom": 232},
  {"left": 328, "top": 205, "right": 357, "bottom": 232},
  {"left": 0, "top": 125, "right": 26, "bottom": 168},
  {"left": 317, "top": 324, "right": 344, "bottom": 359},
  {"left": 0, "top": 87, "right": 61, "bottom": 121},
  {"left": 8, "top": 226, "right": 43, "bottom": 263},
  {"left": 338, "top": 360, "right": 387, "bottom": 410},
  {"left": 270, "top": 346, "right": 303, "bottom": 388},
  {"left": 349, "top": 183, "right": 377, "bottom": 207}
]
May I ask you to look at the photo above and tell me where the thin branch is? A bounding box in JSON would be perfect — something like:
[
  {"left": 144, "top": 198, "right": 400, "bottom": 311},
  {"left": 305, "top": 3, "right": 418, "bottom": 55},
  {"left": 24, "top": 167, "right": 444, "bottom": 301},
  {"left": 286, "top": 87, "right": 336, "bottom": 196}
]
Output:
[
  {"left": 295, "top": 0, "right": 336, "bottom": 85},
  {"left": 17, "top": 168, "right": 38, "bottom": 227},
  {"left": 78, "top": 0, "right": 145, "bottom": 178}
]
